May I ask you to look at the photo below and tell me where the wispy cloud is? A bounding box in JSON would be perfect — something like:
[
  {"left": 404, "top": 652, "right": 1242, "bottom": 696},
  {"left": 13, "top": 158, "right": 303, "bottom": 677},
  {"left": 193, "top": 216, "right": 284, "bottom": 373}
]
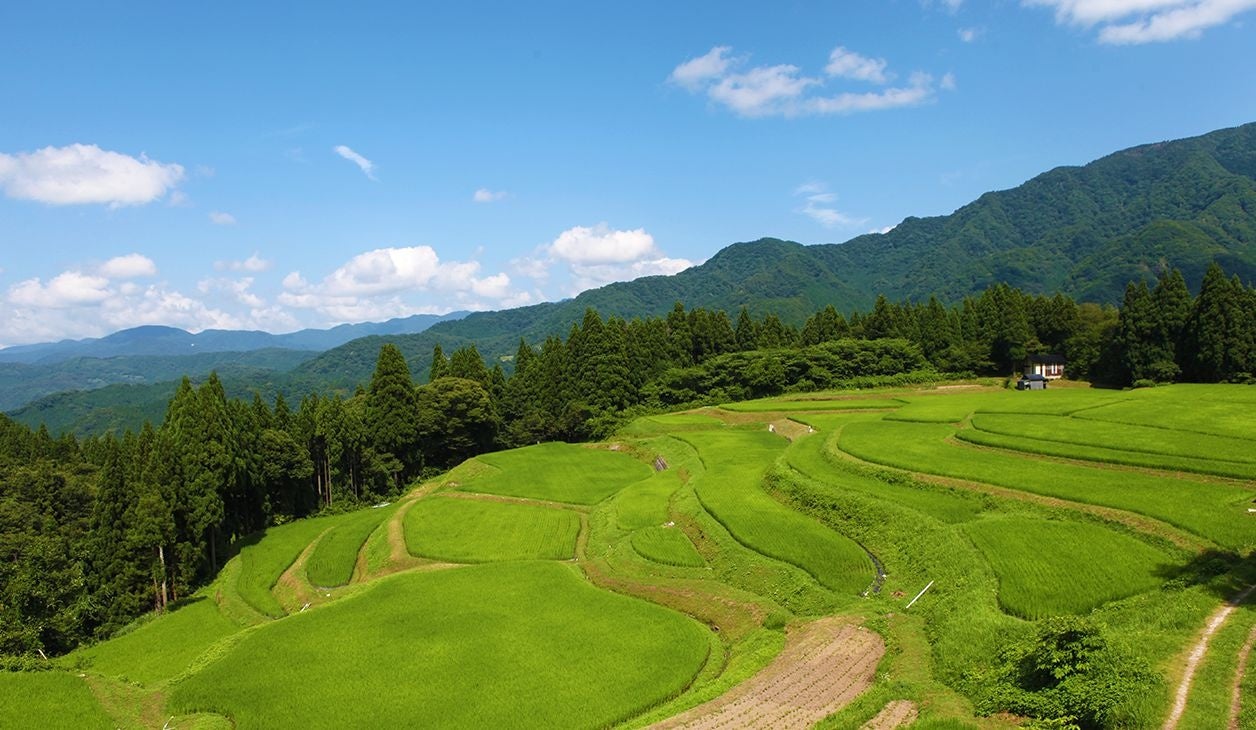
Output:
[
  {"left": 793, "top": 182, "right": 868, "bottom": 229},
  {"left": 669, "top": 45, "right": 952, "bottom": 118},
  {"left": 958, "top": 26, "right": 984, "bottom": 42},
  {"left": 214, "top": 253, "right": 271, "bottom": 273},
  {"left": 209, "top": 211, "right": 236, "bottom": 225},
  {"left": 473, "top": 188, "right": 509, "bottom": 203},
  {"left": 1025, "top": 0, "right": 1256, "bottom": 43},
  {"left": 333, "top": 145, "right": 376, "bottom": 180}
]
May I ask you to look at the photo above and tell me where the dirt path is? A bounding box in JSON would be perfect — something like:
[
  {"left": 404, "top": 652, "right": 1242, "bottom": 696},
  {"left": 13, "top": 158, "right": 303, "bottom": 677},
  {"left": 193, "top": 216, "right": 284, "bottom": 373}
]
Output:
[
  {"left": 387, "top": 498, "right": 418, "bottom": 566},
  {"left": 650, "top": 617, "right": 884, "bottom": 730},
  {"left": 860, "top": 700, "right": 918, "bottom": 729},
  {"left": 1229, "top": 624, "right": 1256, "bottom": 730},
  {"left": 273, "top": 529, "right": 330, "bottom": 614},
  {"left": 1164, "top": 584, "right": 1256, "bottom": 730}
]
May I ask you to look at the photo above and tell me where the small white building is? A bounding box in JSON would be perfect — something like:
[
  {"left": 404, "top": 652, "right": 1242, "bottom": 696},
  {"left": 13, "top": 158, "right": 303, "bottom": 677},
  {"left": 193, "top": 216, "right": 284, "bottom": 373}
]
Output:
[{"left": 1025, "top": 354, "right": 1066, "bottom": 380}]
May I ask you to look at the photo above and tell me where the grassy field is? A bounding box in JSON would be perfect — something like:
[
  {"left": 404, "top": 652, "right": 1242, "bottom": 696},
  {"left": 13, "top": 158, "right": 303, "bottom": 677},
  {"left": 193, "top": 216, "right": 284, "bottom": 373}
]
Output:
[
  {"left": 630, "top": 526, "right": 705, "bottom": 568},
  {"left": 721, "top": 397, "right": 904, "bottom": 412},
  {"left": 1075, "top": 384, "right": 1256, "bottom": 440},
  {"left": 469, "top": 442, "right": 652, "bottom": 504},
  {"left": 963, "top": 517, "right": 1174, "bottom": 618},
  {"left": 839, "top": 419, "right": 1255, "bottom": 550},
  {"left": 170, "top": 562, "right": 711, "bottom": 729},
  {"left": 64, "top": 595, "right": 241, "bottom": 686},
  {"left": 404, "top": 496, "right": 580, "bottom": 562},
  {"left": 305, "top": 504, "right": 397, "bottom": 587},
  {"left": 234, "top": 516, "right": 338, "bottom": 617},
  {"left": 0, "top": 671, "right": 114, "bottom": 728},
  {"left": 683, "top": 429, "right": 875, "bottom": 595}
]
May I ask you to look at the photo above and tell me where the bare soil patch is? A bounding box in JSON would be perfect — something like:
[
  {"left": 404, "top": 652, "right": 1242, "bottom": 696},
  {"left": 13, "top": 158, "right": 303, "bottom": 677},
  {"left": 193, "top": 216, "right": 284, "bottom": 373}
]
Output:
[
  {"left": 650, "top": 617, "right": 884, "bottom": 729},
  {"left": 861, "top": 699, "right": 919, "bottom": 729}
]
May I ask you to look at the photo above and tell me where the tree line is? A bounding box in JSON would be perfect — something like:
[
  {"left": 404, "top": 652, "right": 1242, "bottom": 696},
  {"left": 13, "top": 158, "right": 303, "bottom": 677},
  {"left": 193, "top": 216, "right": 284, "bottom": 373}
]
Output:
[{"left": 3, "top": 262, "right": 1254, "bottom": 661}]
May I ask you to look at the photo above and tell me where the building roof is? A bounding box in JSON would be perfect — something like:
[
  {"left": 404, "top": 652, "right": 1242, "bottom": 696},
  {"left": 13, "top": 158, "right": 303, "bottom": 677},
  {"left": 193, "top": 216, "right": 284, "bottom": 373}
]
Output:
[{"left": 1019, "top": 373, "right": 1049, "bottom": 381}]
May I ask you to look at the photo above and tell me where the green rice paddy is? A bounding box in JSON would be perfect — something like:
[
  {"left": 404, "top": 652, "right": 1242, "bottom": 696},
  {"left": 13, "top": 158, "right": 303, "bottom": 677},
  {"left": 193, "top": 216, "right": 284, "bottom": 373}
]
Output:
[
  {"left": 469, "top": 442, "right": 652, "bottom": 504},
  {"left": 305, "top": 504, "right": 397, "bottom": 587},
  {"left": 630, "top": 526, "right": 705, "bottom": 567},
  {"left": 403, "top": 496, "right": 580, "bottom": 562},
  {"left": 0, "top": 671, "right": 113, "bottom": 728}
]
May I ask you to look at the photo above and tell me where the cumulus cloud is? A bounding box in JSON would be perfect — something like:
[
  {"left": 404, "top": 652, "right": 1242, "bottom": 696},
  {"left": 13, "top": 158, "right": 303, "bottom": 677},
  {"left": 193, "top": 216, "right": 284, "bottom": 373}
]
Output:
[
  {"left": 793, "top": 182, "right": 868, "bottom": 229},
  {"left": 669, "top": 45, "right": 951, "bottom": 117},
  {"left": 958, "top": 26, "right": 984, "bottom": 42},
  {"left": 333, "top": 145, "right": 376, "bottom": 179},
  {"left": 567, "top": 257, "right": 695, "bottom": 292},
  {"left": 278, "top": 245, "right": 522, "bottom": 322},
  {"left": 473, "top": 188, "right": 509, "bottom": 203},
  {"left": 548, "top": 224, "right": 659, "bottom": 265},
  {"left": 209, "top": 211, "right": 237, "bottom": 225},
  {"left": 215, "top": 253, "right": 272, "bottom": 273},
  {"left": 0, "top": 144, "right": 184, "bottom": 206},
  {"left": 99, "top": 253, "right": 157, "bottom": 279},
  {"left": 1025, "top": 0, "right": 1256, "bottom": 43}
]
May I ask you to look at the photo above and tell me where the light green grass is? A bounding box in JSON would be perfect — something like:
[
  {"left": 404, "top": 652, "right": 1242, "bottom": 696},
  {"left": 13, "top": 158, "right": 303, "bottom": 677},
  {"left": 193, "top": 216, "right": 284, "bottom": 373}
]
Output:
[
  {"left": 957, "top": 425, "right": 1256, "bottom": 480},
  {"left": 469, "top": 442, "right": 652, "bottom": 504},
  {"left": 235, "top": 516, "right": 338, "bottom": 618},
  {"left": 305, "top": 505, "right": 398, "bottom": 587},
  {"left": 683, "top": 429, "right": 874, "bottom": 594},
  {"left": 630, "top": 527, "right": 705, "bottom": 568},
  {"left": 613, "top": 470, "right": 681, "bottom": 530},
  {"left": 839, "top": 419, "right": 1255, "bottom": 550},
  {"left": 887, "top": 389, "right": 1121, "bottom": 423},
  {"left": 65, "top": 596, "right": 239, "bottom": 686},
  {"left": 0, "top": 671, "right": 112, "bottom": 729},
  {"left": 170, "top": 562, "right": 711, "bottom": 729},
  {"left": 1076, "top": 384, "right": 1256, "bottom": 441},
  {"left": 786, "top": 414, "right": 983, "bottom": 524},
  {"left": 963, "top": 517, "right": 1173, "bottom": 618},
  {"left": 404, "top": 496, "right": 580, "bottom": 562},
  {"left": 720, "top": 398, "right": 904, "bottom": 412}
]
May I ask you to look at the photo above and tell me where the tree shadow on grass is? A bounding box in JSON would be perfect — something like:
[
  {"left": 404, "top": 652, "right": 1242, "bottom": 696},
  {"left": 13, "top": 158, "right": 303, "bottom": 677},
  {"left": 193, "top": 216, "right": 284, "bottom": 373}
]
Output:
[{"left": 1155, "top": 549, "right": 1256, "bottom": 602}]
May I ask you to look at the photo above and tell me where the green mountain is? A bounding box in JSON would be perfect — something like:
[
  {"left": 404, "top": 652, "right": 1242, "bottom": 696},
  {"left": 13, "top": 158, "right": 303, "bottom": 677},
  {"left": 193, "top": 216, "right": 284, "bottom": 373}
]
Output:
[{"left": 14, "top": 121, "right": 1256, "bottom": 435}]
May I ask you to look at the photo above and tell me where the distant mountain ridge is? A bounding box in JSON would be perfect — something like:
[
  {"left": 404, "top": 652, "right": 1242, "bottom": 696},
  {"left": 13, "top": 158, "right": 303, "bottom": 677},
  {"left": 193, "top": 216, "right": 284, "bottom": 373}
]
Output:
[
  {"left": 12, "top": 121, "right": 1256, "bottom": 435},
  {"left": 0, "top": 312, "right": 469, "bottom": 365}
]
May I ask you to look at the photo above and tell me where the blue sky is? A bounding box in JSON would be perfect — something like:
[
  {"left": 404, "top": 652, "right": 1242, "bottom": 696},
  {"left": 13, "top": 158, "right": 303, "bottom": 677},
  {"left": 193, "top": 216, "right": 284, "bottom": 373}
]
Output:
[{"left": 1, "top": 0, "right": 1254, "bottom": 346}]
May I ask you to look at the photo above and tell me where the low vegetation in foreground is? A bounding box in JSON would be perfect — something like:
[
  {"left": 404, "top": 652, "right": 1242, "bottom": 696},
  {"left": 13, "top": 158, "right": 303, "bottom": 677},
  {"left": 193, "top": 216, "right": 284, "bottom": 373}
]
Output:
[{"left": 2, "top": 381, "right": 1254, "bottom": 730}]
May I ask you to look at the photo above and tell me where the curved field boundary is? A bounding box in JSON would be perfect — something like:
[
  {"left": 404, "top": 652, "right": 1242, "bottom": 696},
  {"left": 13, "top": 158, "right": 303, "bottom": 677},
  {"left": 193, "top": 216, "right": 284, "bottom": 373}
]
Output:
[
  {"left": 860, "top": 700, "right": 918, "bottom": 729},
  {"left": 650, "top": 618, "right": 883, "bottom": 729},
  {"left": 1164, "top": 584, "right": 1256, "bottom": 730}
]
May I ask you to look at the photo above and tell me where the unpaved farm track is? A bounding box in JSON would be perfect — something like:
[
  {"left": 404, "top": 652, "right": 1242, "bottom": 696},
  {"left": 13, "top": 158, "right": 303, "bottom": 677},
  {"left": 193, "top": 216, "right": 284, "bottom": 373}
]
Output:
[
  {"left": 1230, "top": 624, "right": 1256, "bottom": 730},
  {"left": 651, "top": 618, "right": 884, "bottom": 730},
  {"left": 1164, "top": 583, "right": 1256, "bottom": 730}
]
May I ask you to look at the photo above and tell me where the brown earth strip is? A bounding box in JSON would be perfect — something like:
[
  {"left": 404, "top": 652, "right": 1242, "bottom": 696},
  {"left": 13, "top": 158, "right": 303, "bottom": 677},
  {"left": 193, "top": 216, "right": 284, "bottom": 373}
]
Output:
[
  {"left": 272, "top": 528, "right": 331, "bottom": 614},
  {"left": 1231, "top": 624, "right": 1256, "bottom": 730},
  {"left": 649, "top": 617, "right": 884, "bottom": 730},
  {"left": 1164, "top": 584, "right": 1256, "bottom": 730},
  {"left": 860, "top": 700, "right": 919, "bottom": 729}
]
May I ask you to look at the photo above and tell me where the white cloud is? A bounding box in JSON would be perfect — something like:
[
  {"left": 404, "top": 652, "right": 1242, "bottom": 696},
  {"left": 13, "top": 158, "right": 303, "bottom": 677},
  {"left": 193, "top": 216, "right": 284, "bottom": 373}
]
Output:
[
  {"left": 168, "top": 190, "right": 191, "bottom": 207},
  {"left": 670, "top": 46, "right": 950, "bottom": 117},
  {"left": 214, "top": 253, "right": 271, "bottom": 273},
  {"left": 941, "top": 72, "right": 958, "bottom": 91},
  {"left": 958, "top": 26, "right": 984, "bottom": 42},
  {"left": 209, "top": 211, "right": 237, "bottom": 225},
  {"left": 333, "top": 145, "right": 376, "bottom": 180},
  {"left": 825, "top": 47, "right": 891, "bottom": 84},
  {"left": 1025, "top": 0, "right": 1256, "bottom": 43},
  {"left": 668, "top": 46, "right": 735, "bottom": 90},
  {"left": 473, "top": 188, "right": 509, "bottom": 203},
  {"left": 0, "top": 144, "right": 184, "bottom": 206},
  {"left": 99, "top": 253, "right": 157, "bottom": 279},
  {"left": 793, "top": 183, "right": 868, "bottom": 229},
  {"left": 568, "top": 257, "right": 695, "bottom": 293},
  {"left": 8, "top": 272, "right": 112, "bottom": 308},
  {"left": 549, "top": 224, "right": 658, "bottom": 265}
]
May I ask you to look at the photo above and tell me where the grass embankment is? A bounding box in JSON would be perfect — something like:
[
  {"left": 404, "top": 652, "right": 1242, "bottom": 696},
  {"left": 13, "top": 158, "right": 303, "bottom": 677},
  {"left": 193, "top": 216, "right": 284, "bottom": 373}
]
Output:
[
  {"left": 469, "top": 442, "right": 651, "bottom": 504},
  {"left": 1174, "top": 601, "right": 1256, "bottom": 729},
  {"left": 305, "top": 504, "right": 398, "bottom": 587},
  {"left": 170, "top": 562, "right": 711, "bottom": 729},
  {"left": 404, "top": 496, "right": 580, "bottom": 562},
  {"left": 839, "top": 419, "right": 1255, "bottom": 550},
  {"left": 963, "top": 517, "right": 1173, "bottom": 618},
  {"left": 720, "top": 398, "right": 904, "bottom": 412},
  {"left": 234, "top": 516, "right": 339, "bottom": 618},
  {"left": 0, "top": 671, "right": 115, "bottom": 729},
  {"left": 682, "top": 428, "right": 874, "bottom": 595}
]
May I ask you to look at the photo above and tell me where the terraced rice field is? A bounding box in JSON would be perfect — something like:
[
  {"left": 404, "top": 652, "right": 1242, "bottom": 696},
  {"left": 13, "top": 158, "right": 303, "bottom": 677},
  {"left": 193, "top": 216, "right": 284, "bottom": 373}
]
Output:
[
  {"left": 469, "top": 442, "right": 652, "bottom": 504},
  {"left": 631, "top": 526, "right": 705, "bottom": 568},
  {"left": 403, "top": 495, "right": 581, "bottom": 562},
  {"left": 170, "top": 562, "right": 711, "bottom": 729},
  {"left": 963, "top": 517, "right": 1173, "bottom": 618},
  {"left": 0, "top": 671, "right": 115, "bottom": 728},
  {"left": 305, "top": 504, "right": 397, "bottom": 587}
]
